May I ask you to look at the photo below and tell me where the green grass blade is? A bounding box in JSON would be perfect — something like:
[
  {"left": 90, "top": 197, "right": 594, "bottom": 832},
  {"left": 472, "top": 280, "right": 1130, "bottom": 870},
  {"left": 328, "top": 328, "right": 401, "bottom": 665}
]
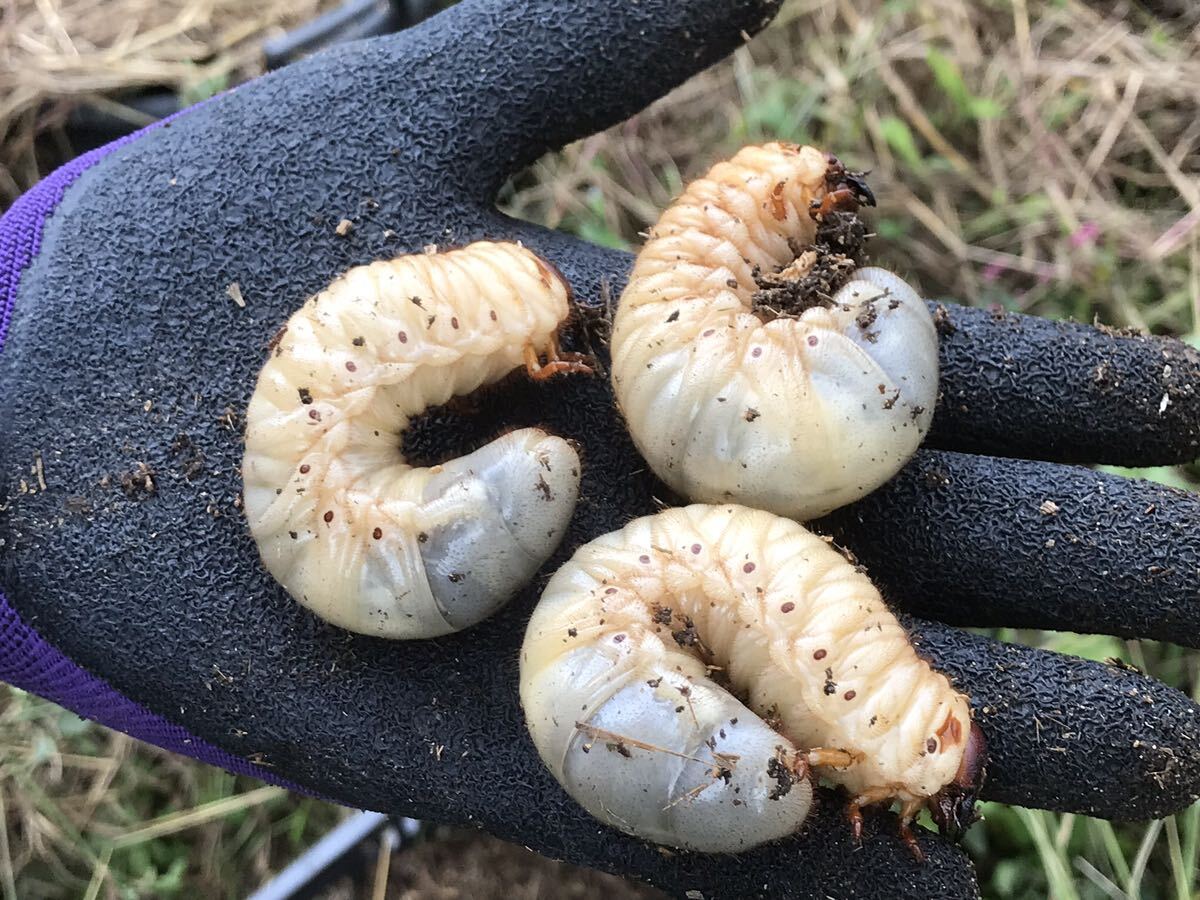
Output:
[
  {"left": 1017, "top": 808, "right": 1081, "bottom": 900},
  {"left": 1127, "top": 818, "right": 1165, "bottom": 897},
  {"left": 1090, "top": 819, "right": 1134, "bottom": 887}
]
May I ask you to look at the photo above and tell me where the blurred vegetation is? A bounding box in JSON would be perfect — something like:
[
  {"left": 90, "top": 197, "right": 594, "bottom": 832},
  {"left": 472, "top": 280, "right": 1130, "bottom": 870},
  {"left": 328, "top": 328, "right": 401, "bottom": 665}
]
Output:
[
  {"left": 0, "top": 688, "right": 346, "bottom": 899},
  {"left": 3, "top": 0, "right": 1200, "bottom": 897}
]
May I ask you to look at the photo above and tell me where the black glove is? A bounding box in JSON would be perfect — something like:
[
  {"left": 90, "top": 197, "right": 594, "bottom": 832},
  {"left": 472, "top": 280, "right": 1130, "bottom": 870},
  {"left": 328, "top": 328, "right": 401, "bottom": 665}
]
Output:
[{"left": 2, "top": 1, "right": 1199, "bottom": 898}]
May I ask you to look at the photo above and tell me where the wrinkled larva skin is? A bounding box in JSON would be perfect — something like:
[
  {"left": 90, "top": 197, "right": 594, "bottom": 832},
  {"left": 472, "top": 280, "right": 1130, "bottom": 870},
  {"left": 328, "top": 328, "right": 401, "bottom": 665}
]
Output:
[
  {"left": 243, "top": 242, "right": 581, "bottom": 638},
  {"left": 611, "top": 143, "right": 940, "bottom": 520},
  {"left": 520, "top": 504, "right": 972, "bottom": 852}
]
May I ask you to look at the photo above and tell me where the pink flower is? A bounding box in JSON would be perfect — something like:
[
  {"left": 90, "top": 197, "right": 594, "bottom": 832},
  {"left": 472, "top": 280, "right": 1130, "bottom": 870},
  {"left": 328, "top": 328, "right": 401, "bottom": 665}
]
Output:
[
  {"left": 982, "top": 262, "right": 1006, "bottom": 282},
  {"left": 1069, "top": 222, "right": 1101, "bottom": 249}
]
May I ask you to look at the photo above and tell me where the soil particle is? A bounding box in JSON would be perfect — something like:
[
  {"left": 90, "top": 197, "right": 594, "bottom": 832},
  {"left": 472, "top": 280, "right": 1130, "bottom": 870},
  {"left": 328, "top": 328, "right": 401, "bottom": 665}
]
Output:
[
  {"left": 671, "top": 616, "right": 702, "bottom": 648},
  {"left": 923, "top": 468, "right": 952, "bottom": 489},
  {"left": 217, "top": 406, "right": 241, "bottom": 431},
  {"left": 751, "top": 210, "right": 869, "bottom": 320},
  {"left": 225, "top": 282, "right": 246, "bottom": 308},
  {"left": 170, "top": 433, "right": 206, "bottom": 481},
  {"left": 855, "top": 302, "right": 878, "bottom": 332},
  {"left": 119, "top": 463, "right": 156, "bottom": 500},
  {"left": 761, "top": 704, "right": 783, "bottom": 732},
  {"left": 766, "top": 753, "right": 796, "bottom": 801},
  {"left": 1093, "top": 320, "right": 1144, "bottom": 338},
  {"left": 64, "top": 495, "right": 91, "bottom": 516},
  {"left": 933, "top": 304, "right": 956, "bottom": 337}
]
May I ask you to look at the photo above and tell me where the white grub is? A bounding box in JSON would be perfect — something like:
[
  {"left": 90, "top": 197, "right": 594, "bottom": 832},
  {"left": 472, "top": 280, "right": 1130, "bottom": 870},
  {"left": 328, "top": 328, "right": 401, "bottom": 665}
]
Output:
[
  {"left": 520, "top": 505, "right": 972, "bottom": 852},
  {"left": 243, "top": 242, "right": 583, "bottom": 638},
  {"left": 611, "top": 143, "right": 939, "bottom": 520}
]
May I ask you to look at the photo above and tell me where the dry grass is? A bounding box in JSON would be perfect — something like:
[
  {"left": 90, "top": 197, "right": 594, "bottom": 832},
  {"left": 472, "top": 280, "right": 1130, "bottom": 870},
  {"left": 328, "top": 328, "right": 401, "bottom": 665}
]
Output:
[
  {"left": 0, "top": 0, "right": 339, "bottom": 204},
  {"left": 0, "top": 686, "right": 348, "bottom": 898}
]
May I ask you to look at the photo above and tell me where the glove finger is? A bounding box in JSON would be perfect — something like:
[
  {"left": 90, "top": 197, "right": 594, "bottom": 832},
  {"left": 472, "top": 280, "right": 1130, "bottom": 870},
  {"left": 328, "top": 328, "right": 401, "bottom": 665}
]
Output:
[
  {"left": 926, "top": 301, "right": 1200, "bottom": 466},
  {"left": 496, "top": 799, "right": 979, "bottom": 900},
  {"left": 382, "top": 0, "right": 784, "bottom": 200},
  {"left": 908, "top": 619, "right": 1200, "bottom": 819},
  {"left": 819, "top": 449, "right": 1199, "bottom": 647}
]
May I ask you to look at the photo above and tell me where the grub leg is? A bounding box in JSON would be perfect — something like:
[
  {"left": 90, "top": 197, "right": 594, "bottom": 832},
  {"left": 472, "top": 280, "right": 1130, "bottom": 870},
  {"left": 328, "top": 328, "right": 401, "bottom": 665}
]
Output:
[
  {"left": 898, "top": 799, "right": 926, "bottom": 863},
  {"left": 804, "top": 747, "right": 859, "bottom": 769},
  {"left": 524, "top": 335, "right": 594, "bottom": 380}
]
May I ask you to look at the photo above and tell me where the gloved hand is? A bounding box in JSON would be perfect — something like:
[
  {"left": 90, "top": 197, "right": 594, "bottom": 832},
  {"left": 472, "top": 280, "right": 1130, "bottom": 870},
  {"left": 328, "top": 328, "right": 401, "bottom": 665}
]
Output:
[{"left": 2, "top": 1, "right": 1199, "bottom": 898}]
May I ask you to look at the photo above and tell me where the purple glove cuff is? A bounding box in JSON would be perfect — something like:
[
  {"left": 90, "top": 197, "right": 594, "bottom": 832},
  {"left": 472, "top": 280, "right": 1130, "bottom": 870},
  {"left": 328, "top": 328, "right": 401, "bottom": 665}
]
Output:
[{"left": 0, "top": 113, "right": 312, "bottom": 795}]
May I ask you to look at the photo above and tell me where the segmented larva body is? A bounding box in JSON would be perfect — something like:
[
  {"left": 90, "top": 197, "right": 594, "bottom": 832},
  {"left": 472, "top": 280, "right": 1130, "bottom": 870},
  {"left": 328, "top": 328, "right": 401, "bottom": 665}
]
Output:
[
  {"left": 243, "top": 242, "right": 581, "bottom": 638},
  {"left": 520, "top": 505, "right": 973, "bottom": 852},
  {"left": 611, "top": 143, "right": 939, "bottom": 520}
]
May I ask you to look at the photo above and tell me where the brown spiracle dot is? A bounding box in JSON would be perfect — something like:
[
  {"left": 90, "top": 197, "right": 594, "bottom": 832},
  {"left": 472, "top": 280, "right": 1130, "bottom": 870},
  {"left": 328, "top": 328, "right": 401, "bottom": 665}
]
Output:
[
  {"left": 345, "top": 361, "right": 357, "bottom": 372},
  {"left": 926, "top": 737, "right": 938, "bottom": 754},
  {"left": 451, "top": 316, "right": 460, "bottom": 329},
  {"left": 299, "top": 464, "right": 311, "bottom": 474},
  {"left": 398, "top": 331, "right": 408, "bottom": 343},
  {"left": 372, "top": 527, "right": 383, "bottom": 540},
  {"left": 639, "top": 554, "right": 651, "bottom": 564},
  {"left": 323, "top": 510, "right": 334, "bottom": 523},
  {"left": 691, "top": 543, "right": 702, "bottom": 555},
  {"left": 844, "top": 690, "right": 857, "bottom": 701},
  {"left": 813, "top": 648, "right": 827, "bottom": 660},
  {"left": 780, "top": 601, "right": 795, "bottom": 614},
  {"left": 743, "top": 562, "right": 756, "bottom": 573},
  {"left": 807, "top": 335, "right": 819, "bottom": 347},
  {"left": 605, "top": 587, "right": 618, "bottom": 595},
  {"left": 751, "top": 347, "right": 762, "bottom": 358},
  {"left": 489, "top": 310, "right": 498, "bottom": 321}
]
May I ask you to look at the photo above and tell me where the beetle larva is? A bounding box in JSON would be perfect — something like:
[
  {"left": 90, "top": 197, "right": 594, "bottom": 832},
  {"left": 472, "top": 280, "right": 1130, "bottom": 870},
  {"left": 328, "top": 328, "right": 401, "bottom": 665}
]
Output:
[
  {"left": 520, "top": 504, "right": 985, "bottom": 854},
  {"left": 611, "top": 143, "right": 939, "bottom": 520},
  {"left": 243, "top": 241, "right": 590, "bottom": 639}
]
